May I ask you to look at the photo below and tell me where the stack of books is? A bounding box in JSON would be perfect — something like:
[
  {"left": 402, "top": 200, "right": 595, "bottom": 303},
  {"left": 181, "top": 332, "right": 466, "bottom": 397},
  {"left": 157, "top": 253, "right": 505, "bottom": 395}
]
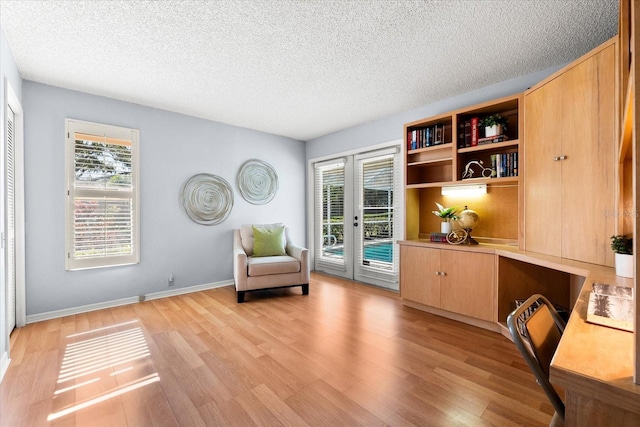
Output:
[
  {"left": 429, "top": 232, "right": 448, "bottom": 243},
  {"left": 478, "top": 134, "right": 508, "bottom": 145}
]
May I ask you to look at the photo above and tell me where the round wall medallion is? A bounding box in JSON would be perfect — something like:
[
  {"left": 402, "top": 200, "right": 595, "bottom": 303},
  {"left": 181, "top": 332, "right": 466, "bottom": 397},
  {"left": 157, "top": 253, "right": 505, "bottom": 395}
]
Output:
[
  {"left": 237, "top": 159, "right": 278, "bottom": 205},
  {"left": 180, "top": 173, "right": 233, "bottom": 225}
]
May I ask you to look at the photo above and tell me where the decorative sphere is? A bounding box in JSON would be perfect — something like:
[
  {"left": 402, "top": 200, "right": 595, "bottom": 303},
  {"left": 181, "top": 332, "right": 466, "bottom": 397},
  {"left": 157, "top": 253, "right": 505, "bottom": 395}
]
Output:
[{"left": 458, "top": 207, "right": 479, "bottom": 230}]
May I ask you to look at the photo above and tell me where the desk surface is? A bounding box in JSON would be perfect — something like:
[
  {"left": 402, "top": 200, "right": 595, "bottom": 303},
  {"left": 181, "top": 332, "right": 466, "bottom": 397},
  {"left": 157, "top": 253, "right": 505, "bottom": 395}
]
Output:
[{"left": 550, "top": 268, "right": 640, "bottom": 414}]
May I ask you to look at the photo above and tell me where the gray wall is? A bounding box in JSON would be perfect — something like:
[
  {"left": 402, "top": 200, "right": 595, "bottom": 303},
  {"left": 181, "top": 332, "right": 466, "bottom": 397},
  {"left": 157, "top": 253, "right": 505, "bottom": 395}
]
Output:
[
  {"left": 23, "top": 81, "right": 305, "bottom": 316},
  {"left": 305, "top": 66, "right": 563, "bottom": 160},
  {"left": 1, "top": 26, "right": 22, "bottom": 367}
]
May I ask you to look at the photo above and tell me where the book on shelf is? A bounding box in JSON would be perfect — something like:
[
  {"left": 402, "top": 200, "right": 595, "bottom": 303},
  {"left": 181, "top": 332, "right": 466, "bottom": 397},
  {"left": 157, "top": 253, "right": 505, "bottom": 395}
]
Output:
[
  {"left": 408, "top": 130, "right": 416, "bottom": 150},
  {"left": 464, "top": 120, "right": 471, "bottom": 147},
  {"left": 478, "top": 134, "right": 508, "bottom": 145},
  {"left": 586, "top": 283, "right": 633, "bottom": 332},
  {"left": 471, "top": 117, "right": 479, "bottom": 147},
  {"left": 458, "top": 121, "right": 466, "bottom": 148},
  {"left": 429, "top": 232, "right": 448, "bottom": 243},
  {"left": 434, "top": 124, "right": 444, "bottom": 145}
]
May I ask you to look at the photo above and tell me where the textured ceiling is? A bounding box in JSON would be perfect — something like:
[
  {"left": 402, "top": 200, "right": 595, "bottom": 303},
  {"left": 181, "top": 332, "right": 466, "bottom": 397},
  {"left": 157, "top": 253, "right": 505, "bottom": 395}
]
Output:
[{"left": 0, "top": 0, "right": 618, "bottom": 141}]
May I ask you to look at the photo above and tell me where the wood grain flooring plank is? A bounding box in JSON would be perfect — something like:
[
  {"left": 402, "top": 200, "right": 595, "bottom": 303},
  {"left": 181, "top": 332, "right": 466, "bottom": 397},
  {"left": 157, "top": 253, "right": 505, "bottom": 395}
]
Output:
[
  {"left": 251, "top": 383, "right": 310, "bottom": 427},
  {"left": 234, "top": 388, "right": 286, "bottom": 427}
]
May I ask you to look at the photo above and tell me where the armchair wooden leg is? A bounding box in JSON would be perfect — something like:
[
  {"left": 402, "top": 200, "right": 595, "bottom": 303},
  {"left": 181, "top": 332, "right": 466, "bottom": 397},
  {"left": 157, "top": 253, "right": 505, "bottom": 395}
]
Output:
[
  {"left": 237, "top": 291, "right": 246, "bottom": 303},
  {"left": 302, "top": 284, "right": 309, "bottom": 295}
]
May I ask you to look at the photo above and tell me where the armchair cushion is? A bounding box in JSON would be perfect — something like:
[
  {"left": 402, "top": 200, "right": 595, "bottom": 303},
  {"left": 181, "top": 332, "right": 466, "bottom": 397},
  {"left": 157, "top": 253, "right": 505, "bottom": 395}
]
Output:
[
  {"left": 252, "top": 225, "right": 286, "bottom": 257},
  {"left": 248, "top": 255, "right": 300, "bottom": 276}
]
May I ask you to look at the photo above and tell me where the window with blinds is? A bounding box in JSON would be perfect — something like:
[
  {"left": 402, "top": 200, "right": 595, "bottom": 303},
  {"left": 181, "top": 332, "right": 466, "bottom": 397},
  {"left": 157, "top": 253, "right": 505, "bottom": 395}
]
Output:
[{"left": 65, "top": 119, "right": 140, "bottom": 270}]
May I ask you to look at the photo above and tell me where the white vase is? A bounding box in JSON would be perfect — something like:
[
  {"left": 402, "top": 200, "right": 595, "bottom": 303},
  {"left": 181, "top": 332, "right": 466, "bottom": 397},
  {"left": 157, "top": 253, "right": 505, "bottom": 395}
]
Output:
[
  {"left": 484, "top": 124, "right": 502, "bottom": 137},
  {"left": 615, "top": 253, "right": 634, "bottom": 278},
  {"left": 441, "top": 221, "right": 452, "bottom": 234}
]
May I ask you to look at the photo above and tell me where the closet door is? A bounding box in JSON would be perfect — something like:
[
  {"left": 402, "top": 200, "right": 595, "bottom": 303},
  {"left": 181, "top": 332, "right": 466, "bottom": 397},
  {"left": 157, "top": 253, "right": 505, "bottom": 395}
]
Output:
[
  {"left": 560, "top": 43, "right": 616, "bottom": 266},
  {"left": 524, "top": 75, "right": 563, "bottom": 257}
]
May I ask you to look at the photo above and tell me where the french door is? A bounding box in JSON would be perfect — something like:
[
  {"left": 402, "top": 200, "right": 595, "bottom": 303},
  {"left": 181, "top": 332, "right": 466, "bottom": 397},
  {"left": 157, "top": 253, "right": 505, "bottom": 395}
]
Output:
[{"left": 313, "top": 147, "right": 402, "bottom": 290}]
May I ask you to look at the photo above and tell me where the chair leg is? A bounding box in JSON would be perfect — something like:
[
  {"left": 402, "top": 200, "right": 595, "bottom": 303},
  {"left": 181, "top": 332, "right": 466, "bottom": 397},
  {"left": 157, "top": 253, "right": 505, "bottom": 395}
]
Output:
[
  {"left": 237, "top": 291, "right": 246, "bottom": 303},
  {"left": 302, "top": 284, "right": 309, "bottom": 295}
]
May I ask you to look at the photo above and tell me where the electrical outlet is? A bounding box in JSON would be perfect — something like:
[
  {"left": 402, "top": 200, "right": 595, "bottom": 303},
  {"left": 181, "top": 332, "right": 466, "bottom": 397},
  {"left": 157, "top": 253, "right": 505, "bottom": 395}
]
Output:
[{"left": 168, "top": 273, "right": 174, "bottom": 286}]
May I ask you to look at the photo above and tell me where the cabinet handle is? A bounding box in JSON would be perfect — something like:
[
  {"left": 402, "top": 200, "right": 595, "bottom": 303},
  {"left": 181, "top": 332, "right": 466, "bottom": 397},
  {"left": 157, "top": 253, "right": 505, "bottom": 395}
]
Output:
[
  {"left": 435, "top": 271, "right": 440, "bottom": 276},
  {"left": 441, "top": 272, "right": 446, "bottom": 276},
  {"left": 559, "top": 155, "right": 567, "bottom": 160},
  {"left": 553, "top": 156, "right": 560, "bottom": 161}
]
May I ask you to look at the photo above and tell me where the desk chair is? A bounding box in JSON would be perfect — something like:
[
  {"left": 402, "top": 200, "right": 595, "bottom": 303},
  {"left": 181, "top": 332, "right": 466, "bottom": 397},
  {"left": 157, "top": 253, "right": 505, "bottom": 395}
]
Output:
[{"left": 507, "top": 294, "right": 566, "bottom": 425}]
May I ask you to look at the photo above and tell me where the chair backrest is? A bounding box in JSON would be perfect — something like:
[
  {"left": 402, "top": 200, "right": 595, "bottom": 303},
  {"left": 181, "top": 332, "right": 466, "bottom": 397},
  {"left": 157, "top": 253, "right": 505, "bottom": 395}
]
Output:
[
  {"left": 507, "top": 294, "right": 566, "bottom": 422},
  {"left": 239, "top": 223, "right": 287, "bottom": 256}
]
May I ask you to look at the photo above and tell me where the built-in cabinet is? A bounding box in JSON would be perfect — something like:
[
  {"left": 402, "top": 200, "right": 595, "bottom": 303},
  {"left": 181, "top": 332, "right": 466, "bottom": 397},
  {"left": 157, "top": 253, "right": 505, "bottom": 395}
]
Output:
[
  {"left": 524, "top": 39, "right": 617, "bottom": 266},
  {"left": 400, "top": 37, "right": 618, "bottom": 329},
  {"left": 400, "top": 244, "right": 495, "bottom": 322}
]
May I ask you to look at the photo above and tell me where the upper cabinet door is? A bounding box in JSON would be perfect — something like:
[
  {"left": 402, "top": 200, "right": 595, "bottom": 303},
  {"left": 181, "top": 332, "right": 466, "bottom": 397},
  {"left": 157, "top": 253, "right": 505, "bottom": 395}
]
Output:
[
  {"left": 524, "top": 75, "right": 563, "bottom": 258},
  {"left": 524, "top": 40, "right": 616, "bottom": 266},
  {"left": 560, "top": 43, "right": 616, "bottom": 266}
]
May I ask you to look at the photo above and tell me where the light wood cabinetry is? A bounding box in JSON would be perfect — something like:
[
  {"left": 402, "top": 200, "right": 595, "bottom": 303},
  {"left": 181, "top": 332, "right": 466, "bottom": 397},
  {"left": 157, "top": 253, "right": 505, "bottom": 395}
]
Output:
[
  {"left": 524, "top": 39, "right": 617, "bottom": 266},
  {"left": 399, "top": 245, "right": 440, "bottom": 306},
  {"left": 400, "top": 244, "right": 495, "bottom": 322}
]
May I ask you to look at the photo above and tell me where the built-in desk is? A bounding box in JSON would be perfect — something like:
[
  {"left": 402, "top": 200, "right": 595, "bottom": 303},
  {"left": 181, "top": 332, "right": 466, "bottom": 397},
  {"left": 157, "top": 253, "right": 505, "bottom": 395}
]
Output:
[
  {"left": 496, "top": 249, "right": 639, "bottom": 426},
  {"left": 400, "top": 240, "right": 640, "bottom": 425}
]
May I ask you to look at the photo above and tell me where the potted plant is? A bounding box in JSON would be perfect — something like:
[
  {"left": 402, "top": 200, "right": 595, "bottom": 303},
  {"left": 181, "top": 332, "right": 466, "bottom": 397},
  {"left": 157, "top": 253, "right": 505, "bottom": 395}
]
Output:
[
  {"left": 611, "top": 235, "right": 633, "bottom": 278},
  {"left": 480, "top": 114, "right": 508, "bottom": 137},
  {"left": 432, "top": 203, "right": 459, "bottom": 234}
]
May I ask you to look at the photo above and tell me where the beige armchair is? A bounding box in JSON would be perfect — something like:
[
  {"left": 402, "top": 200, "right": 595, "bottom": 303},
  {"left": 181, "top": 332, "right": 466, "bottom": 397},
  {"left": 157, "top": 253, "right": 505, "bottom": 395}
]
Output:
[{"left": 233, "top": 223, "right": 310, "bottom": 303}]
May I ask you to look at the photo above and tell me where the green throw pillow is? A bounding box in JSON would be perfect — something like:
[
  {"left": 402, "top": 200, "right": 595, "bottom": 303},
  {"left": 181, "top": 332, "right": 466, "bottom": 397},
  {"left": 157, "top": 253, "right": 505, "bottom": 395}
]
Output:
[{"left": 252, "top": 225, "right": 286, "bottom": 257}]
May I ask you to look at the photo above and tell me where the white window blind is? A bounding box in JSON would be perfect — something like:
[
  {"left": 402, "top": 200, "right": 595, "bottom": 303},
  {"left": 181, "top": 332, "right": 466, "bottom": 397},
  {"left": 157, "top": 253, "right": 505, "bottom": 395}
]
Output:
[
  {"left": 314, "top": 160, "right": 346, "bottom": 267},
  {"left": 359, "top": 155, "right": 394, "bottom": 270},
  {"left": 356, "top": 152, "right": 401, "bottom": 274},
  {"left": 65, "top": 120, "right": 140, "bottom": 270},
  {"left": 6, "top": 105, "right": 16, "bottom": 331}
]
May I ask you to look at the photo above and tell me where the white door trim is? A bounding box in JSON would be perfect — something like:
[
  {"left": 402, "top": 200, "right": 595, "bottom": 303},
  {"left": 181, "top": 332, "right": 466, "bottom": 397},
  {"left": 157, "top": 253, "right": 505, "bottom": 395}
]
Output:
[{"left": 5, "top": 80, "right": 25, "bottom": 330}]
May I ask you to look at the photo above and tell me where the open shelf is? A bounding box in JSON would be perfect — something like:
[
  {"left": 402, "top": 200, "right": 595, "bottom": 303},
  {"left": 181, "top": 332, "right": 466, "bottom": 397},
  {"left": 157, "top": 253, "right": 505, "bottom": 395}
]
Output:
[{"left": 404, "top": 93, "right": 522, "bottom": 243}]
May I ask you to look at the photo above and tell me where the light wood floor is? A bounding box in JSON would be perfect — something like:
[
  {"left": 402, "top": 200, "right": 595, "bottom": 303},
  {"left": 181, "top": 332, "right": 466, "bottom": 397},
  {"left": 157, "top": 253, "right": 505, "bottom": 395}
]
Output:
[{"left": 1, "top": 273, "right": 554, "bottom": 426}]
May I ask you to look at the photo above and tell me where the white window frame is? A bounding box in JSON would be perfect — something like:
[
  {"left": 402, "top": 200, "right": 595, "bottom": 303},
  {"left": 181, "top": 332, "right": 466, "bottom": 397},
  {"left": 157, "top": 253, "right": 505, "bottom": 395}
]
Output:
[{"left": 65, "top": 119, "right": 140, "bottom": 270}]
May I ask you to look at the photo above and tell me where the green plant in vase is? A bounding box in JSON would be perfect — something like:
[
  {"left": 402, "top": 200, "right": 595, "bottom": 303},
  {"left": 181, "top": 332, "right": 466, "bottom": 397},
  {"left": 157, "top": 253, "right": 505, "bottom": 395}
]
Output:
[
  {"left": 432, "top": 203, "right": 459, "bottom": 234},
  {"left": 479, "top": 114, "right": 508, "bottom": 137},
  {"left": 611, "top": 234, "right": 633, "bottom": 278}
]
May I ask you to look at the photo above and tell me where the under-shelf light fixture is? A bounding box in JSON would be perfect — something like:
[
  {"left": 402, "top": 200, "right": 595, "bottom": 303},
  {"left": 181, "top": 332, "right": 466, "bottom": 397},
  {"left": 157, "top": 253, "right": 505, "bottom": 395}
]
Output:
[{"left": 441, "top": 183, "right": 487, "bottom": 197}]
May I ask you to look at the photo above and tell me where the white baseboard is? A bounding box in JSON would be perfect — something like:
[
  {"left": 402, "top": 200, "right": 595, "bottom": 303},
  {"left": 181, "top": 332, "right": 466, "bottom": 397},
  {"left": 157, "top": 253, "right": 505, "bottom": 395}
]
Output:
[
  {"left": 144, "top": 280, "right": 233, "bottom": 301},
  {"left": 25, "top": 280, "right": 235, "bottom": 324},
  {"left": 0, "top": 352, "right": 10, "bottom": 383}
]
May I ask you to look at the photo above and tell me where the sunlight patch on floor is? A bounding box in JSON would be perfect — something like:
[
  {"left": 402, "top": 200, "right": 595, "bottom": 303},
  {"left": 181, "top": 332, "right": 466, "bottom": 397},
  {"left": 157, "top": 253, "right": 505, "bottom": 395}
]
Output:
[{"left": 48, "top": 319, "right": 160, "bottom": 421}]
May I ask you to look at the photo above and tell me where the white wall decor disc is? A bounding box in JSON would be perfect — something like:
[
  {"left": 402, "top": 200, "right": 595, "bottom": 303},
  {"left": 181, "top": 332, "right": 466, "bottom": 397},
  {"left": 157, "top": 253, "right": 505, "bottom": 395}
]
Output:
[
  {"left": 180, "top": 173, "right": 234, "bottom": 225},
  {"left": 237, "top": 159, "right": 278, "bottom": 204}
]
